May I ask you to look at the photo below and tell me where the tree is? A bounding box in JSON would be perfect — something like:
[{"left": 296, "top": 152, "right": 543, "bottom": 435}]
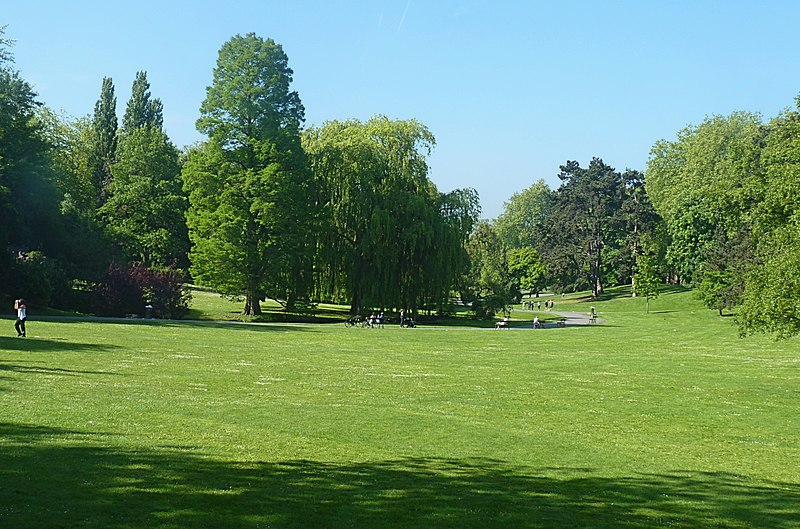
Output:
[
  {"left": 304, "top": 117, "right": 478, "bottom": 316},
  {"left": 737, "top": 96, "right": 800, "bottom": 338},
  {"left": 100, "top": 126, "right": 186, "bottom": 267},
  {"left": 99, "top": 72, "right": 187, "bottom": 269},
  {"left": 184, "top": 33, "right": 312, "bottom": 315},
  {"left": 507, "top": 246, "right": 546, "bottom": 296},
  {"left": 121, "top": 71, "right": 162, "bottom": 133},
  {"left": 0, "top": 25, "right": 14, "bottom": 65},
  {"left": 646, "top": 112, "right": 763, "bottom": 284},
  {"left": 632, "top": 233, "right": 661, "bottom": 313},
  {"left": 91, "top": 77, "right": 117, "bottom": 204},
  {"left": 494, "top": 179, "right": 554, "bottom": 250},
  {"left": 463, "top": 221, "right": 516, "bottom": 317},
  {"left": 543, "top": 158, "right": 624, "bottom": 297}
]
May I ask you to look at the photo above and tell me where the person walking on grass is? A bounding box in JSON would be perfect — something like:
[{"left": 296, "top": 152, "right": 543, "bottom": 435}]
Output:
[{"left": 14, "top": 298, "right": 27, "bottom": 337}]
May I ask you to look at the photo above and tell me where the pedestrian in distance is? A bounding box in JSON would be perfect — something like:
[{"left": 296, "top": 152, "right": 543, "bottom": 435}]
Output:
[{"left": 14, "top": 298, "right": 27, "bottom": 337}]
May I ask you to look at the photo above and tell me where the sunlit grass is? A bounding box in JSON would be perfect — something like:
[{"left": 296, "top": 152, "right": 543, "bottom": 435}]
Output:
[{"left": 1, "top": 288, "right": 798, "bottom": 528}]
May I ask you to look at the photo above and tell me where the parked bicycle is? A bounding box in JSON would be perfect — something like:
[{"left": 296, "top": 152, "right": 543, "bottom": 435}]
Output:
[{"left": 344, "top": 316, "right": 365, "bottom": 328}]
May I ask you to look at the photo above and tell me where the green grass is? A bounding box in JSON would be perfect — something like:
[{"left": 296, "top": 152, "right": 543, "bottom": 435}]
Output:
[{"left": 1, "top": 288, "right": 799, "bottom": 528}]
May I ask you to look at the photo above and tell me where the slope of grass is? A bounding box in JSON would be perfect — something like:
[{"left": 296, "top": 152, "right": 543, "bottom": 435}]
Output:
[{"left": 1, "top": 289, "right": 798, "bottom": 528}]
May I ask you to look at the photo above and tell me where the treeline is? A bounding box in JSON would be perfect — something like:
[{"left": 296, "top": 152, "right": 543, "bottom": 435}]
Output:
[
  {"left": 485, "top": 102, "right": 800, "bottom": 339},
  {"left": 0, "top": 31, "right": 479, "bottom": 319},
  {"left": 3, "top": 27, "right": 799, "bottom": 337},
  {"left": 471, "top": 161, "right": 657, "bottom": 317}
]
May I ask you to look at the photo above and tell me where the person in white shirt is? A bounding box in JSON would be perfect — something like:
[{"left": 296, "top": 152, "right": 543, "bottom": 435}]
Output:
[{"left": 14, "top": 298, "right": 26, "bottom": 337}]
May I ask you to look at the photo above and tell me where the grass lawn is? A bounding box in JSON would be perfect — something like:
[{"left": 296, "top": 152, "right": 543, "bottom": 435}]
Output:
[{"left": 1, "top": 288, "right": 799, "bottom": 528}]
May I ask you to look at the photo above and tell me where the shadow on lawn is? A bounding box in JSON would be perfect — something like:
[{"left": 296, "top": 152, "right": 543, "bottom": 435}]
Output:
[
  {"left": 1, "top": 423, "right": 798, "bottom": 529},
  {"left": 0, "top": 335, "right": 121, "bottom": 354}
]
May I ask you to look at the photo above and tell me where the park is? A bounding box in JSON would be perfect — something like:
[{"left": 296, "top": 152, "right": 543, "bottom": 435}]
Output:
[
  {"left": 1, "top": 287, "right": 798, "bottom": 528},
  {"left": 4, "top": 11, "right": 800, "bottom": 528}
]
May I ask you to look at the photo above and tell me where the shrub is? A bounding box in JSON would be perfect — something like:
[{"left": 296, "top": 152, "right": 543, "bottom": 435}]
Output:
[{"left": 93, "top": 263, "right": 191, "bottom": 318}]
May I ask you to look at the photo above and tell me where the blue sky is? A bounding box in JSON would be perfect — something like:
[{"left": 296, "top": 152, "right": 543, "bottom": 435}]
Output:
[{"left": 4, "top": 1, "right": 800, "bottom": 218}]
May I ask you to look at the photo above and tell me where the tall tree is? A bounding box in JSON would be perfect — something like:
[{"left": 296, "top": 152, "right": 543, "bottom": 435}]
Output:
[
  {"left": 91, "top": 77, "right": 117, "bottom": 204},
  {"left": 463, "top": 221, "right": 515, "bottom": 317},
  {"left": 101, "top": 72, "right": 186, "bottom": 268},
  {"left": 121, "top": 71, "right": 163, "bottom": 133},
  {"left": 543, "top": 158, "right": 624, "bottom": 297},
  {"left": 184, "top": 33, "right": 312, "bottom": 315}
]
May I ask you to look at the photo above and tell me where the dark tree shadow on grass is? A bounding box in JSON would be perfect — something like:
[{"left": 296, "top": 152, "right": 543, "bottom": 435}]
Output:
[
  {"left": 0, "top": 336, "right": 122, "bottom": 354},
  {"left": 1, "top": 423, "right": 798, "bottom": 529},
  {"left": 26, "top": 316, "right": 317, "bottom": 334}
]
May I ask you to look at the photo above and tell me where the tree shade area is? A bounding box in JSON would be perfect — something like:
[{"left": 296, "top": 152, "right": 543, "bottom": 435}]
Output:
[{"left": 2, "top": 26, "right": 800, "bottom": 337}]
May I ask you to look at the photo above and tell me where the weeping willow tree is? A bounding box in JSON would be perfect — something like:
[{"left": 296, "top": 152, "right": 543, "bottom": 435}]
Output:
[{"left": 304, "top": 116, "right": 478, "bottom": 315}]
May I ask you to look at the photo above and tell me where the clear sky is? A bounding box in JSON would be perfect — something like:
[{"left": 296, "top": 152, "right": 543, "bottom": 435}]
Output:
[{"left": 4, "top": 1, "right": 800, "bottom": 218}]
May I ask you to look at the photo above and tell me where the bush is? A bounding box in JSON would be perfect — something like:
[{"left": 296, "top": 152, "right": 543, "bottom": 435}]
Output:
[
  {"left": 5, "top": 251, "right": 70, "bottom": 308},
  {"left": 93, "top": 263, "right": 191, "bottom": 319}
]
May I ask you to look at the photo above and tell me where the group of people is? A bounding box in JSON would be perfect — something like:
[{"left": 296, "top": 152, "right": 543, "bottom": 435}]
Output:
[
  {"left": 365, "top": 312, "right": 386, "bottom": 328},
  {"left": 522, "top": 299, "right": 555, "bottom": 311}
]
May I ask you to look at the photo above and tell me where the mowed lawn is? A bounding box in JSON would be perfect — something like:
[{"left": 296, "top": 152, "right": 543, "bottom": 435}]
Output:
[{"left": 1, "top": 290, "right": 799, "bottom": 528}]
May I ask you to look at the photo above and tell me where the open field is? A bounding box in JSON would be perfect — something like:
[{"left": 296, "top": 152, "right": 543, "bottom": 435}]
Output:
[{"left": 1, "top": 288, "right": 799, "bottom": 528}]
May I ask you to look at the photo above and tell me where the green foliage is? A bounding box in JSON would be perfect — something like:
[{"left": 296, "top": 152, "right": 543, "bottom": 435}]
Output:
[
  {"left": 185, "top": 34, "right": 313, "bottom": 315},
  {"left": 646, "top": 112, "right": 763, "bottom": 284},
  {"left": 694, "top": 228, "right": 751, "bottom": 316},
  {"left": 304, "top": 117, "right": 478, "bottom": 315},
  {"left": 507, "top": 246, "right": 546, "bottom": 294},
  {"left": 737, "top": 222, "right": 800, "bottom": 339},
  {"left": 632, "top": 233, "right": 661, "bottom": 312},
  {"left": 121, "top": 71, "right": 162, "bottom": 134},
  {"left": 100, "top": 126, "right": 187, "bottom": 268},
  {"left": 92, "top": 77, "right": 118, "bottom": 204},
  {"left": 541, "top": 158, "right": 628, "bottom": 297},
  {"left": 494, "top": 179, "right": 554, "bottom": 249},
  {"left": 464, "top": 221, "right": 516, "bottom": 317}
]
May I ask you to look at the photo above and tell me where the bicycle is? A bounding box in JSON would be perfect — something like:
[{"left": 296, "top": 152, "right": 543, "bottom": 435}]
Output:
[{"left": 344, "top": 316, "right": 365, "bottom": 328}]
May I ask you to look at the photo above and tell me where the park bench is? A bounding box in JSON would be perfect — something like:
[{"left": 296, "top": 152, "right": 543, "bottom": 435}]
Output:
[
  {"left": 495, "top": 319, "right": 510, "bottom": 329},
  {"left": 557, "top": 318, "right": 566, "bottom": 327}
]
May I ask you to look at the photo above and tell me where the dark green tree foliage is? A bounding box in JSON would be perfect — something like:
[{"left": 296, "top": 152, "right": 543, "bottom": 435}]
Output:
[
  {"left": 612, "top": 169, "right": 660, "bottom": 290},
  {"left": 92, "top": 77, "right": 117, "bottom": 204},
  {"left": 304, "top": 117, "right": 479, "bottom": 315},
  {"left": 121, "top": 71, "right": 163, "bottom": 133},
  {"left": 100, "top": 71, "right": 187, "bottom": 269},
  {"left": 34, "top": 109, "right": 115, "bottom": 281},
  {"left": 185, "top": 34, "right": 313, "bottom": 315},
  {"left": 100, "top": 127, "right": 187, "bottom": 267},
  {"left": 542, "top": 158, "right": 624, "bottom": 297},
  {"left": 695, "top": 227, "right": 752, "bottom": 316},
  {"left": 0, "top": 25, "right": 14, "bottom": 65}
]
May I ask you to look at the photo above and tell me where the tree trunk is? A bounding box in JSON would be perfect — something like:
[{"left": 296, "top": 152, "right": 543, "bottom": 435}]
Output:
[{"left": 244, "top": 290, "right": 262, "bottom": 316}]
